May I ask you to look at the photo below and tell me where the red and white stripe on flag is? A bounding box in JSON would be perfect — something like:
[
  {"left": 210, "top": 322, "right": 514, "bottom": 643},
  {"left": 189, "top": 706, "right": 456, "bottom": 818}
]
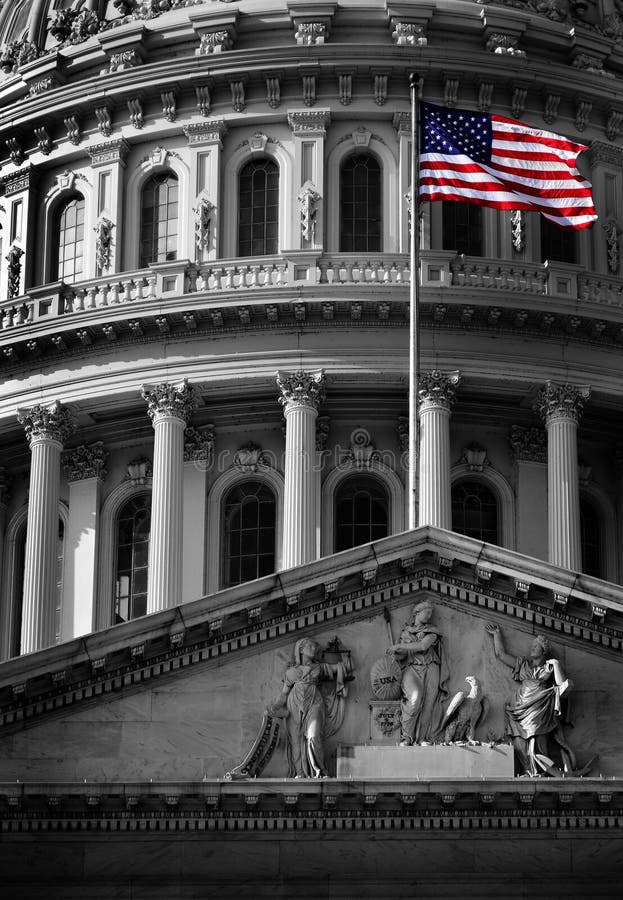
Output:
[{"left": 419, "top": 108, "right": 597, "bottom": 231}]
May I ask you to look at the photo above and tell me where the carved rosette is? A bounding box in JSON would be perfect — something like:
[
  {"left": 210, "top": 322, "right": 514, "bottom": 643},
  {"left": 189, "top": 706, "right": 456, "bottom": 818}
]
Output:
[
  {"left": 63, "top": 442, "right": 108, "bottom": 482},
  {"left": 142, "top": 380, "right": 196, "bottom": 426},
  {"left": 534, "top": 382, "right": 590, "bottom": 425},
  {"left": 276, "top": 370, "right": 326, "bottom": 411},
  {"left": 418, "top": 371, "right": 461, "bottom": 411},
  {"left": 17, "top": 401, "right": 76, "bottom": 447},
  {"left": 510, "top": 426, "right": 547, "bottom": 463},
  {"left": 184, "top": 425, "right": 215, "bottom": 463}
]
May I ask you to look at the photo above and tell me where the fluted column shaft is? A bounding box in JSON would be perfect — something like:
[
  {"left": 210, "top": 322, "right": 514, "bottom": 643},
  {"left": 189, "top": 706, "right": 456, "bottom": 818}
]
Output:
[
  {"left": 143, "top": 381, "right": 195, "bottom": 614},
  {"left": 17, "top": 402, "right": 75, "bottom": 654},
  {"left": 418, "top": 371, "right": 460, "bottom": 530},
  {"left": 277, "top": 370, "right": 326, "bottom": 570},
  {"left": 535, "top": 382, "right": 590, "bottom": 571}
]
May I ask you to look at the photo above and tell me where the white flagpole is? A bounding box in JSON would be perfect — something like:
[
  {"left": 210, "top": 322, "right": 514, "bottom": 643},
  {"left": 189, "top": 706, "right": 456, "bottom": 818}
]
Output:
[{"left": 408, "top": 73, "right": 422, "bottom": 530}]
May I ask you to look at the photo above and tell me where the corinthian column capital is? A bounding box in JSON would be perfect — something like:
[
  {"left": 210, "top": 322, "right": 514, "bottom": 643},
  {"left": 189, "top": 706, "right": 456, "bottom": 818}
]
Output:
[
  {"left": 276, "top": 370, "right": 326, "bottom": 411},
  {"left": 142, "top": 379, "right": 196, "bottom": 426},
  {"left": 418, "top": 370, "right": 461, "bottom": 410},
  {"left": 17, "top": 401, "right": 76, "bottom": 446},
  {"left": 534, "top": 382, "right": 590, "bottom": 425}
]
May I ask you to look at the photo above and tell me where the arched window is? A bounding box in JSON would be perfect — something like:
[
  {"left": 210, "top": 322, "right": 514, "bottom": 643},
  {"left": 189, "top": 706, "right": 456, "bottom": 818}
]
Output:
[
  {"left": 580, "top": 496, "right": 602, "bottom": 578},
  {"left": 140, "top": 173, "right": 179, "bottom": 267},
  {"left": 9, "top": 517, "right": 64, "bottom": 657},
  {"left": 223, "top": 481, "right": 276, "bottom": 587},
  {"left": 340, "top": 154, "right": 381, "bottom": 252},
  {"left": 237, "top": 159, "right": 279, "bottom": 257},
  {"left": 452, "top": 481, "right": 498, "bottom": 544},
  {"left": 54, "top": 195, "right": 85, "bottom": 283},
  {"left": 334, "top": 474, "right": 389, "bottom": 552},
  {"left": 442, "top": 201, "right": 482, "bottom": 255},
  {"left": 115, "top": 494, "right": 151, "bottom": 623},
  {"left": 541, "top": 217, "right": 576, "bottom": 263}
]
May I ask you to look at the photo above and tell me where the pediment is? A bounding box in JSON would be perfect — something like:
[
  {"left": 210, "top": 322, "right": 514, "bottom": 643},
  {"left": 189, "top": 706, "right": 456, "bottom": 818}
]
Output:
[{"left": 1, "top": 527, "right": 623, "bottom": 784}]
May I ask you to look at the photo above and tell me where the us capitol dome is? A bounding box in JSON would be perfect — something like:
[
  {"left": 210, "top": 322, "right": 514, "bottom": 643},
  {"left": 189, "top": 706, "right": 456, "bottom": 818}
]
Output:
[{"left": 0, "top": 1, "right": 623, "bottom": 898}]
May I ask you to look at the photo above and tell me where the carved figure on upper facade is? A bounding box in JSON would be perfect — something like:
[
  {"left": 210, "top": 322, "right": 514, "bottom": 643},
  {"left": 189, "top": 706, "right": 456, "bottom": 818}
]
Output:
[
  {"left": 94, "top": 218, "right": 114, "bottom": 271},
  {"left": 441, "top": 675, "right": 487, "bottom": 745},
  {"left": 267, "top": 638, "right": 352, "bottom": 778},
  {"left": 388, "top": 601, "right": 450, "bottom": 746},
  {"left": 6, "top": 245, "right": 23, "bottom": 300},
  {"left": 485, "top": 623, "right": 593, "bottom": 776}
]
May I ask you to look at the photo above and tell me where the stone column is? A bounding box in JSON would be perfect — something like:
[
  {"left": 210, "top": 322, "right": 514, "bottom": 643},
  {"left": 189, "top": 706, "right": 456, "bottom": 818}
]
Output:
[
  {"left": 142, "top": 380, "right": 196, "bottom": 614},
  {"left": 535, "top": 382, "right": 590, "bottom": 571},
  {"left": 418, "top": 371, "right": 461, "bottom": 529},
  {"left": 277, "top": 370, "right": 326, "bottom": 569},
  {"left": 510, "top": 426, "right": 548, "bottom": 562},
  {"left": 62, "top": 443, "right": 108, "bottom": 641},
  {"left": 17, "top": 401, "right": 75, "bottom": 653}
]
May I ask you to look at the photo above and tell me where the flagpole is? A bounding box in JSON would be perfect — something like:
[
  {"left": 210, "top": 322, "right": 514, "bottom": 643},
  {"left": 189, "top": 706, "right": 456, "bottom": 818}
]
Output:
[{"left": 408, "top": 72, "right": 422, "bottom": 531}]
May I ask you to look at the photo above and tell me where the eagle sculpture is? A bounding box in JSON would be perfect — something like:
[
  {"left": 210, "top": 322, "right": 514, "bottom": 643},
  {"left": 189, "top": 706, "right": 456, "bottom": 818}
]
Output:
[{"left": 441, "top": 675, "right": 486, "bottom": 744}]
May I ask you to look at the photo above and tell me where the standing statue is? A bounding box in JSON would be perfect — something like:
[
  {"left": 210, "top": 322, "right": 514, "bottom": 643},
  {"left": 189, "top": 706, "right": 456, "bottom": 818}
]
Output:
[
  {"left": 268, "top": 638, "right": 352, "bottom": 778},
  {"left": 485, "top": 623, "right": 579, "bottom": 776},
  {"left": 388, "top": 601, "right": 450, "bottom": 746}
]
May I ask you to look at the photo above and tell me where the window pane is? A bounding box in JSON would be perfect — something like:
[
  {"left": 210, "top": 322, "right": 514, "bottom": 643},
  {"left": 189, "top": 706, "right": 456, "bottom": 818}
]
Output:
[
  {"left": 140, "top": 173, "right": 179, "bottom": 267},
  {"left": 442, "top": 202, "right": 482, "bottom": 256},
  {"left": 223, "top": 481, "right": 276, "bottom": 587},
  {"left": 55, "top": 196, "right": 86, "bottom": 284},
  {"left": 339, "top": 154, "right": 382, "bottom": 253},
  {"left": 114, "top": 494, "right": 151, "bottom": 622},
  {"left": 334, "top": 475, "right": 389, "bottom": 552},
  {"left": 541, "top": 217, "right": 576, "bottom": 263},
  {"left": 238, "top": 160, "right": 279, "bottom": 256},
  {"left": 451, "top": 482, "right": 498, "bottom": 545}
]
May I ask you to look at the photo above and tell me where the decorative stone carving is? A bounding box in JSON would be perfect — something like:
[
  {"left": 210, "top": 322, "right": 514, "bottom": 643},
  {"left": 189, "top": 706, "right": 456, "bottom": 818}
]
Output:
[
  {"left": 0, "top": 40, "right": 41, "bottom": 74},
  {"left": 128, "top": 98, "right": 144, "bottom": 129},
  {"left": 234, "top": 442, "right": 269, "bottom": 473},
  {"left": 94, "top": 218, "right": 114, "bottom": 271},
  {"left": 0, "top": 467, "right": 13, "bottom": 507},
  {"left": 443, "top": 77, "right": 459, "bottom": 107},
  {"left": 50, "top": 8, "right": 101, "bottom": 46},
  {"left": 29, "top": 76, "right": 58, "bottom": 97},
  {"left": 142, "top": 380, "right": 196, "bottom": 425},
  {"left": 95, "top": 106, "right": 112, "bottom": 137},
  {"left": 418, "top": 370, "right": 461, "bottom": 410},
  {"left": 510, "top": 425, "right": 547, "bottom": 463},
  {"left": 372, "top": 703, "right": 401, "bottom": 737},
  {"left": 230, "top": 80, "right": 246, "bottom": 113},
  {"left": 195, "top": 85, "right": 211, "bottom": 117},
  {"left": 64, "top": 116, "right": 81, "bottom": 146},
  {"left": 441, "top": 676, "right": 485, "bottom": 744},
  {"left": 462, "top": 444, "right": 489, "bottom": 472},
  {"left": 606, "top": 109, "right": 623, "bottom": 142},
  {"left": 396, "top": 416, "right": 409, "bottom": 453},
  {"left": 510, "top": 209, "right": 525, "bottom": 253},
  {"left": 387, "top": 602, "right": 449, "bottom": 746},
  {"left": 391, "top": 23, "right": 427, "bottom": 46},
  {"left": 265, "top": 76, "right": 281, "bottom": 109},
  {"left": 126, "top": 456, "right": 152, "bottom": 486},
  {"left": 298, "top": 181, "right": 320, "bottom": 243},
  {"left": 88, "top": 139, "right": 129, "bottom": 168},
  {"left": 6, "top": 138, "right": 24, "bottom": 166},
  {"left": 276, "top": 370, "right": 326, "bottom": 410},
  {"left": 103, "top": 50, "right": 142, "bottom": 75},
  {"left": 17, "top": 401, "right": 76, "bottom": 446},
  {"left": 184, "top": 121, "right": 227, "bottom": 146},
  {"left": 603, "top": 220, "right": 620, "bottom": 273},
  {"left": 511, "top": 86, "right": 527, "bottom": 118},
  {"left": 184, "top": 425, "right": 215, "bottom": 463},
  {"left": 575, "top": 98, "right": 592, "bottom": 132},
  {"left": 534, "top": 382, "right": 590, "bottom": 424},
  {"left": 485, "top": 623, "right": 592, "bottom": 777},
  {"left": 63, "top": 443, "right": 108, "bottom": 482},
  {"left": 543, "top": 93, "right": 560, "bottom": 125},
  {"left": 373, "top": 73, "right": 388, "bottom": 106},
  {"left": 34, "top": 127, "right": 52, "bottom": 155},
  {"left": 287, "top": 110, "right": 331, "bottom": 136},
  {"left": 338, "top": 73, "right": 352, "bottom": 105},
  {"left": 478, "top": 82, "right": 494, "bottom": 113},
  {"left": 161, "top": 91, "right": 176, "bottom": 122},
  {"left": 486, "top": 33, "right": 525, "bottom": 56},
  {"left": 315, "top": 416, "right": 330, "bottom": 452},
  {"left": 302, "top": 74, "right": 316, "bottom": 107},
  {"left": 249, "top": 132, "right": 268, "bottom": 153},
  {"left": 572, "top": 54, "right": 614, "bottom": 78},
  {"left": 194, "top": 197, "right": 215, "bottom": 254},
  {"left": 6, "top": 246, "right": 23, "bottom": 301},
  {"left": 346, "top": 428, "right": 380, "bottom": 468},
  {"left": 352, "top": 127, "right": 371, "bottom": 148},
  {"left": 197, "top": 31, "right": 233, "bottom": 55},
  {"left": 295, "top": 23, "right": 327, "bottom": 45},
  {"left": 266, "top": 638, "right": 352, "bottom": 777}
]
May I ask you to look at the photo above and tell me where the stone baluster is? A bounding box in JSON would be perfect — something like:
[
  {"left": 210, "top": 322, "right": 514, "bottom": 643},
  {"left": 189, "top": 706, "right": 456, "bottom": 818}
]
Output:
[
  {"left": 535, "top": 382, "right": 590, "bottom": 571},
  {"left": 277, "top": 370, "right": 326, "bottom": 569},
  {"left": 17, "top": 402, "right": 75, "bottom": 653},
  {"left": 418, "top": 371, "right": 461, "bottom": 529},
  {"left": 142, "top": 380, "right": 196, "bottom": 613}
]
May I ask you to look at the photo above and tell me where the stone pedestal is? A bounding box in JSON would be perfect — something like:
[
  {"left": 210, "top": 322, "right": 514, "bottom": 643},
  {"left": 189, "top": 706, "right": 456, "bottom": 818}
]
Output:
[{"left": 336, "top": 743, "right": 514, "bottom": 779}]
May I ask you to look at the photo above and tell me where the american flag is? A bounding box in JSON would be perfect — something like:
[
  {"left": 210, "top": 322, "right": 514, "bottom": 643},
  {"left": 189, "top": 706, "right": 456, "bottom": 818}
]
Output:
[{"left": 419, "top": 102, "right": 597, "bottom": 231}]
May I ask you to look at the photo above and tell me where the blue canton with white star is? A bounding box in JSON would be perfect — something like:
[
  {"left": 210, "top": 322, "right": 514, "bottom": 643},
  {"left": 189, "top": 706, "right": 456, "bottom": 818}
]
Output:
[{"left": 420, "top": 103, "right": 492, "bottom": 164}]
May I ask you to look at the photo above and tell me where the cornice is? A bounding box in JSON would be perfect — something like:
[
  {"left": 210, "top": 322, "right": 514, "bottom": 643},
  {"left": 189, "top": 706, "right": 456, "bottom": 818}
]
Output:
[
  {"left": 0, "top": 526, "right": 621, "bottom": 732},
  {"left": 1, "top": 778, "right": 623, "bottom": 830}
]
